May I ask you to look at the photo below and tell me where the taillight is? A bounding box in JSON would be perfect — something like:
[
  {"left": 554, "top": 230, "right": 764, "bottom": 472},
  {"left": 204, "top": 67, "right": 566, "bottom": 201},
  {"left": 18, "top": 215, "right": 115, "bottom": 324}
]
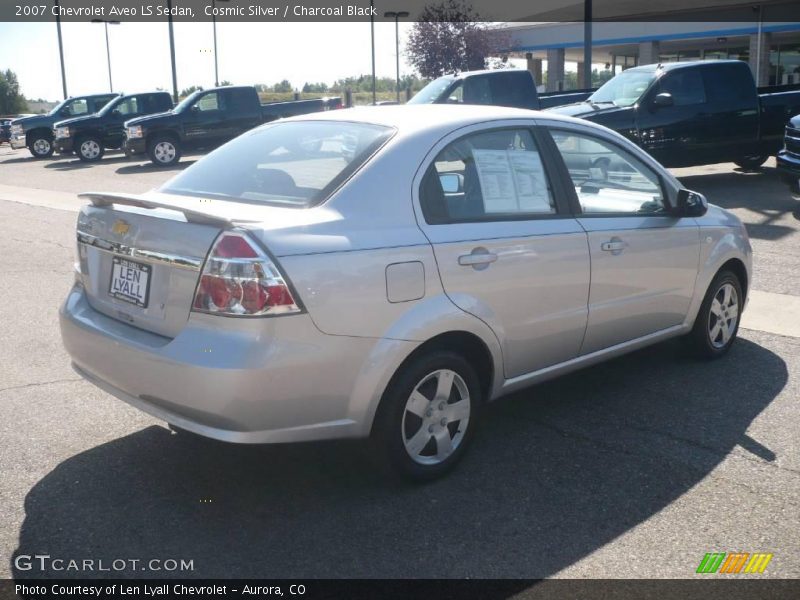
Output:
[{"left": 192, "top": 231, "right": 301, "bottom": 317}]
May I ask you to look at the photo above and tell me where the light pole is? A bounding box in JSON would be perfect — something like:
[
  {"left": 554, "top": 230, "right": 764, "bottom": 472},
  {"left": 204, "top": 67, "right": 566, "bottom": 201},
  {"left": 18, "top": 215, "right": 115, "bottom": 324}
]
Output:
[
  {"left": 370, "top": 0, "right": 376, "bottom": 105},
  {"left": 91, "top": 19, "right": 120, "bottom": 92},
  {"left": 54, "top": 0, "right": 67, "bottom": 98},
  {"left": 211, "top": 0, "right": 230, "bottom": 86},
  {"left": 167, "top": 0, "right": 179, "bottom": 102},
  {"left": 384, "top": 10, "right": 409, "bottom": 104}
]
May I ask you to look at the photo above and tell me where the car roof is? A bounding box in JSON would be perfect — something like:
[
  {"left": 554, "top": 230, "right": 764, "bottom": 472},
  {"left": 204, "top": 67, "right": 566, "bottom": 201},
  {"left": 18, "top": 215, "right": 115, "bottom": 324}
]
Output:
[
  {"left": 281, "top": 104, "right": 608, "bottom": 138},
  {"left": 627, "top": 59, "right": 745, "bottom": 73}
]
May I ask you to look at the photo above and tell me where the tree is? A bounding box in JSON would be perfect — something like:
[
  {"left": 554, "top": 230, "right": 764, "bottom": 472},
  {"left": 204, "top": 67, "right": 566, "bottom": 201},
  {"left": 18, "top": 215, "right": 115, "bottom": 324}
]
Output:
[
  {"left": 0, "top": 69, "right": 28, "bottom": 114},
  {"left": 405, "top": 0, "right": 510, "bottom": 79},
  {"left": 218, "top": 80, "right": 233, "bottom": 86},
  {"left": 272, "top": 80, "right": 292, "bottom": 93},
  {"left": 302, "top": 82, "right": 329, "bottom": 93},
  {"left": 180, "top": 85, "right": 203, "bottom": 97}
]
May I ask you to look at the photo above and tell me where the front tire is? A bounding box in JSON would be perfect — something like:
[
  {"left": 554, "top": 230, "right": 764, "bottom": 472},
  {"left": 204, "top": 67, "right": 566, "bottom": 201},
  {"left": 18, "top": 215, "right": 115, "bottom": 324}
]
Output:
[
  {"left": 372, "top": 351, "right": 481, "bottom": 481},
  {"left": 76, "top": 136, "right": 104, "bottom": 162},
  {"left": 28, "top": 135, "right": 54, "bottom": 158},
  {"left": 734, "top": 155, "right": 768, "bottom": 171},
  {"left": 686, "top": 270, "right": 743, "bottom": 359},
  {"left": 147, "top": 136, "right": 181, "bottom": 167}
]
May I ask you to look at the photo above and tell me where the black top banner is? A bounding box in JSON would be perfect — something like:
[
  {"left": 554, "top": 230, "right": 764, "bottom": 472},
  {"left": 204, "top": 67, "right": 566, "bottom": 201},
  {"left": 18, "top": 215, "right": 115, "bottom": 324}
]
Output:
[{"left": 3, "top": 0, "right": 800, "bottom": 22}]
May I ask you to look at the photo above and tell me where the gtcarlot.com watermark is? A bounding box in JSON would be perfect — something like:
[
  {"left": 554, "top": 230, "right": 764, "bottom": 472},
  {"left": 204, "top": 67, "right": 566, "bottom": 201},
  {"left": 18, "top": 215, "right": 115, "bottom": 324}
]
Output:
[{"left": 14, "top": 554, "right": 194, "bottom": 573}]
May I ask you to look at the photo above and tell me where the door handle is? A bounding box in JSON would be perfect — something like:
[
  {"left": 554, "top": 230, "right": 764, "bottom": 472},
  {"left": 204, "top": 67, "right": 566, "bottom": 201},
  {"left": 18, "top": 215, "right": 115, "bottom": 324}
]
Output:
[
  {"left": 458, "top": 249, "right": 498, "bottom": 268},
  {"left": 600, "top": 239, "right": 627, "bottom": 253}
]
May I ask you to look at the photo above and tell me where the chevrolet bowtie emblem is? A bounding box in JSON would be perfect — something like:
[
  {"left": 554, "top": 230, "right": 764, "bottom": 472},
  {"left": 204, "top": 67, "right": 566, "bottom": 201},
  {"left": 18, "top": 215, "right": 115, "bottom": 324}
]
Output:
[{"left": 112, "top": 220, "right": 130, "bottom": 236}]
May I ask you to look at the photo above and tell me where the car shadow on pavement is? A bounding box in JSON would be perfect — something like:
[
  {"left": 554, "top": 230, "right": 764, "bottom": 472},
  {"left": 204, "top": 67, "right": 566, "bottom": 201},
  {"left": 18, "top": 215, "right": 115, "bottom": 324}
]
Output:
[
  {"left": 12, "top": 337, "right": 786, "bottom": 579},
  {"left": 43, "top": 155, "right": 132, "bottom": 171},
  {"left": 678, "top": 167, "right": 799, "bottom": 239},
  {"left": 0, "top": 155, "right": 72, "bottom": 166},
  {"left": 115, "top": 161, "right": 195, "bottom": 175}
]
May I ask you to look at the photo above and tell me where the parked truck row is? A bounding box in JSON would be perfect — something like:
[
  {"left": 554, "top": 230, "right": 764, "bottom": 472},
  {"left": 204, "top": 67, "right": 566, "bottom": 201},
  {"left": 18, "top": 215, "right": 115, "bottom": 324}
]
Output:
[
  {"left": 9, "top": 86, "right": 342, "bottom": 165},
  {"left": 7, "top": 61, "right": 800, "bottom": 176}
]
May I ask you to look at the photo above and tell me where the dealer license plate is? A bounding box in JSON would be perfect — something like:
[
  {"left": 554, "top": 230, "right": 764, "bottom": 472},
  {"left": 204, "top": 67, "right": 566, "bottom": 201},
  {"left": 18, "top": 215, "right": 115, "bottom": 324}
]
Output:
[{"left": 108, "top": 257, "right": 151, "bottom": 308}]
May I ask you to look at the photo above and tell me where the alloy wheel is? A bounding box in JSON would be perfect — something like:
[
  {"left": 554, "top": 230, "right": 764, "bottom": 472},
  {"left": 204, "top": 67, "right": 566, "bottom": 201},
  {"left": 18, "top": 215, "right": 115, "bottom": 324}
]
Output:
[
  {"left": 32, "top": 139, "right": 51, "bottom": 155},
  {"left": 708, "top": 282, "right": 739, "bottom": 349},
  {"left": 154, "top": 141, "right": 176, "bottom": 163},
  {"left": 80, "top": 140, "right": 101, "bottom": 160},
  {"left": 401, "top": 369, "right": 471, "bottom": 465}
]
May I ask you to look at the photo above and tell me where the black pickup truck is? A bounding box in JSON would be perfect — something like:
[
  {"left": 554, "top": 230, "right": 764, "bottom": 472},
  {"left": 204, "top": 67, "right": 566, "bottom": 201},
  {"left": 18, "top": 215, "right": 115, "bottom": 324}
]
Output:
[
  {"left": 9, "top": 93, "right": 119, "bottom": 158},
  {"left": 777, "top": 114, "right": 800, "bottom": 192},
  {"left": 123, "top": 85, "right": 343, "bottom": 166},
  {"left": 408, "top": 69, "right": 592, "bottom": 110},
  {"left": 54, "top": 91, "right": 174, "bottom": 162},
  {"left": 546, "top": 60, "right": 800, "bottom": 170}
]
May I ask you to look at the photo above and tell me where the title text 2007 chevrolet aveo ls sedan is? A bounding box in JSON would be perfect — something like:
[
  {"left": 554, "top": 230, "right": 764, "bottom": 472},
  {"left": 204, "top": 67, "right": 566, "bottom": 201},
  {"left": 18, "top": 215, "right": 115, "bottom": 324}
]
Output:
[{"left": 60, "top": 105, "right": 752, "bottom": 480}]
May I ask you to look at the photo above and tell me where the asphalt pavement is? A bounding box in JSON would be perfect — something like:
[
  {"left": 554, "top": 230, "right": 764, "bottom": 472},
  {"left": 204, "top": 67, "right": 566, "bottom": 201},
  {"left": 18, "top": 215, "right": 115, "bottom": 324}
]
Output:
[{"left": 0, "top": 146, "right": 798, "bottom": 580}]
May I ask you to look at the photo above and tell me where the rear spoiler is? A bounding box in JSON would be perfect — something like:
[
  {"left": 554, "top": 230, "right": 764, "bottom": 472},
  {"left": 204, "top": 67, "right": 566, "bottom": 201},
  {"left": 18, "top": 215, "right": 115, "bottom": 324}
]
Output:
[{"left": 79, "top": 192, "right": 260, "bottom": 228}]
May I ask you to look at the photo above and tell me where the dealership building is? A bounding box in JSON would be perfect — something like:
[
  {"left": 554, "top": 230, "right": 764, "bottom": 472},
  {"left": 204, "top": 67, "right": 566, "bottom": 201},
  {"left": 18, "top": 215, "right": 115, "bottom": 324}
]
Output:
[{"left": 498, "top": 1, "right": 800, "bottom": 90}]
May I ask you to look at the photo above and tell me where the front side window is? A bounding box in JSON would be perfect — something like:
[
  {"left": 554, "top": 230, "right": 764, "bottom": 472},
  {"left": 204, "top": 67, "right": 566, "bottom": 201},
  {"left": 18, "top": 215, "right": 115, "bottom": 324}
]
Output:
[
  {"left": 114, "top": 97, "right": 140, "bottom": 116},
  {"left": 420, "top": 128, "right": 555, "bottom": 224},
  {"left": 64, "top": 99, "right": 88, "bottom": 117},
  {"left": 161, "top": 121, "right": 393, "bottom": 207},
  {"left": 550, "top": 130, "right": 666, "bottom": 215},
  {"left": 194, "top": 92, "right": 221, "bottom": 112}
]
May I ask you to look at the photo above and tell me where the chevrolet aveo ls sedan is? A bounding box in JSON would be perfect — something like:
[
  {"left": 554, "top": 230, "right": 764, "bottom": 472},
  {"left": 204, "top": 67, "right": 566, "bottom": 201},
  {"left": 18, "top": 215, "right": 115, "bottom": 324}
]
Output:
[{"left": 60, "top": 105, "right": 752, "bottom": 480}]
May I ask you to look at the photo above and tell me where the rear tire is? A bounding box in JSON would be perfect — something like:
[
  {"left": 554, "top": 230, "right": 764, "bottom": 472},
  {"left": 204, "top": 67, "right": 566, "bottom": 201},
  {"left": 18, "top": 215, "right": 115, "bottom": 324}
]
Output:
[
  {"left": 76, "top": 136, "right": 104, "bottom": 162},
  {"left": 147, "top": 136, "right": 181, "bottom": 167},
  {"left": 685, "top": 270, "right": 743, "bottom": 359},
  {"left": 28, "top": 135, "right": 54, "bottom": 158},
  {"left": 734, "top": 155, "right": 768, "bottom": 171},
  {"left": 372, "top": 351, "right": 481, "bottom": 481}
]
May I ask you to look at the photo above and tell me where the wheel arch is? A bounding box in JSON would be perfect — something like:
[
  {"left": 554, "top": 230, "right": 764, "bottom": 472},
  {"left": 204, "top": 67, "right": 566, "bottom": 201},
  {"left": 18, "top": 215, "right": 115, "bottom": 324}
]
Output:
[
  {"left": 26, "top": 127, "right": 53, "bottom": 144},
  {"left": 719, "top": 257, "right": 748, "bottom": 302},
  {"left": 368, "top": 330, "right": 495, "bottom": 438}
]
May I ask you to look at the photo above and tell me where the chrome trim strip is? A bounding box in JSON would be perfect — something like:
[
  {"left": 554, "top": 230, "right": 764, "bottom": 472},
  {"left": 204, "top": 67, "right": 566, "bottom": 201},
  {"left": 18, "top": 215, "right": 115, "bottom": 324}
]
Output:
[{"left": 77, "top": 231, "right": 203, "bottom": 271}]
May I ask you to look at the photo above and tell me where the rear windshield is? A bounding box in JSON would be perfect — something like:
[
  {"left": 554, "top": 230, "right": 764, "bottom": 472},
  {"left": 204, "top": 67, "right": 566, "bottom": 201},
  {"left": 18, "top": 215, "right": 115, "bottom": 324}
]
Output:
[{"left": 161, "top": 121, "right": 394, "bottom": 207}]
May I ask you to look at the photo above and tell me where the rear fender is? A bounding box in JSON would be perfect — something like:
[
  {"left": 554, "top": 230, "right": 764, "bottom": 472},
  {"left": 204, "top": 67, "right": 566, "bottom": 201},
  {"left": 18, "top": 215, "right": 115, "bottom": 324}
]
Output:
[{"left": 347, "top": 294, "right": 504, "bottom": 436}]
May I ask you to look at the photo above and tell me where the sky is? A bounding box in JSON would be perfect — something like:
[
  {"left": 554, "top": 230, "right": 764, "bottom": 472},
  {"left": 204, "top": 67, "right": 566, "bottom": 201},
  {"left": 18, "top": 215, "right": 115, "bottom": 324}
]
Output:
[{"left": 0, "top": 21, "right": 421, "bottom": 101}]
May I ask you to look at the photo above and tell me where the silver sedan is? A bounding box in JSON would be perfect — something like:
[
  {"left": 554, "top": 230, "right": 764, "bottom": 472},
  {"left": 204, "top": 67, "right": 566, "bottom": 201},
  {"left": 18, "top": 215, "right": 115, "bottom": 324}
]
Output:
[{"left": 60, "top": 105, "right": 752, "bottom": 480}]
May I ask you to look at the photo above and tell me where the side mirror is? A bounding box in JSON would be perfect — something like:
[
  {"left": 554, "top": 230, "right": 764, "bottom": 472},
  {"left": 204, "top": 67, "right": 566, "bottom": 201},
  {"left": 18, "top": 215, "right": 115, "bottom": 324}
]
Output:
[
  {"left": 439, "top": 173, "right": 463, "bottom": 193},
  {"left": 675, "top": 189, "right": 708, "bottom": 217},
  {"left": 111, "top": 109, "right": 122, "bottom": 118},
  {"left": 653, "top": 92, "right": 674, "bottom": 108},
  {"left": 190, "top": 105, "right": 201, "bottom": 113}
]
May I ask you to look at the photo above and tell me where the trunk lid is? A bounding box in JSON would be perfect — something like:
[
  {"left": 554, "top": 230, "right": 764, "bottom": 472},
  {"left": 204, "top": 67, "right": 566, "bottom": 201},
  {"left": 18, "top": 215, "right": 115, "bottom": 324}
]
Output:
[{"left": 75, "top": 192, "right": 258, "bottom": 338}]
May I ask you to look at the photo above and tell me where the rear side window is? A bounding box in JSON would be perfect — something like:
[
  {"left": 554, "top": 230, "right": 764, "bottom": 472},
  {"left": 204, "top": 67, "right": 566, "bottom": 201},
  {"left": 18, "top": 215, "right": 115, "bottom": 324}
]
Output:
[
  {"left": 421, "top": 128, "right": 555, "bottom": 224},
  {"left": 702, "top": 64, "right": 757, "bottom": 110},
  {"left": 91, "top": 95, "right": 117, "bottom": 112},
  {"left": 227, "top": 88, "right": 256, "bottom": 112},
  {"left": 654, "top": 69, "right": 706, "bottom": 106},
  {"left": 161, "top": 121, "right": 393, "bottom": 207},
  {"left": 487, "top": 72, "right": 535, "bottom": 108}
]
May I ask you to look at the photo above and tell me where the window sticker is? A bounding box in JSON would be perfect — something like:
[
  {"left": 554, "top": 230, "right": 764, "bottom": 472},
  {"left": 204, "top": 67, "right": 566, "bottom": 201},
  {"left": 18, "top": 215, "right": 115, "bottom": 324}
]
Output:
[{"left": 472, "top": 149, "right": 551, "bottom": 213}]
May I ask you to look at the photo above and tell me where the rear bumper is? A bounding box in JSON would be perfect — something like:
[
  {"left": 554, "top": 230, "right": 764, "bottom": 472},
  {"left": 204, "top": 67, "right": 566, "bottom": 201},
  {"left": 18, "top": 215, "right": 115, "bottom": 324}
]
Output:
[
  {"left": 123, "top": 137, "right": 146, "bottom": 157},
  {"left": 60, "top": 283, "right": 410, "bottom": 443},
  {"left": 776, "top": 150, "right": 800, "bottom": 180},
  {"left": 10, "top": 135, "right": 26, "bottom": 150}
]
